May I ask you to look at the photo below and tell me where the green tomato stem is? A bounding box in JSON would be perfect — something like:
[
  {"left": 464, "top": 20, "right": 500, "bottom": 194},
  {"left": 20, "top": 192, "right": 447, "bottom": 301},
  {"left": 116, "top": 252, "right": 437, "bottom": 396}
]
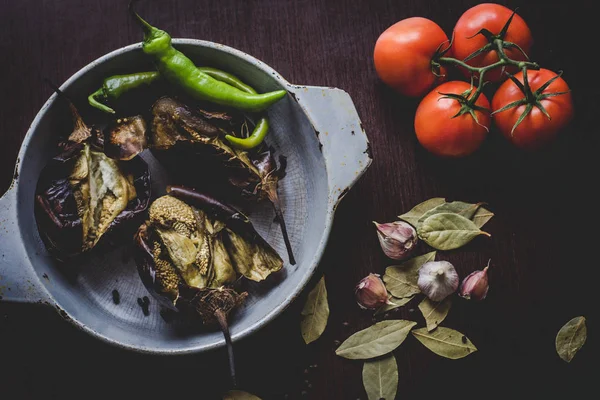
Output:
[
  {"left": 437, "top": 57, "right": 478, "bottom": 72},
  {"left": 436, "top": 36, "right": 540, "bottom": 109}
]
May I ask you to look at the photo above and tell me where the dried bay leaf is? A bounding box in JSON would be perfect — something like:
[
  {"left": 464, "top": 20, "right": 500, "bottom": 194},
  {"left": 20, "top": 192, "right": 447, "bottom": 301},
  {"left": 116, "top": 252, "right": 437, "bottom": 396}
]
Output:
[
  {"left": 419, "top": 213, "right": 490, "bottom": 250},
  {"left": 417, "top": 201, "right": 483, "bottom": 226},
  {"left": 398, "top": 197, "right": 446, "bottom": 226},
  {"left": 300, "top": 276, "right": 329, "bottom": 344},
  {"left": 472, "top": 206, "right": 494, "bottom": 228},
  {"left": 336, "top": 320, "right": 417, "bottom": 360},
  {"left": 362, "top": 354, "right": 398, "bottom": 400},
  {"left": 374, "top": 295, "right": 414, "bottom": 316},
  {"left": 555, "top": 316, "right": 586, "bottom": 362},
  {"left": 418, "top": 297, "right": 452, "bottom": 331},
  {"left": 383, "top": 251, "right": 436, "bottom": 298},
  {"left": 223, "top": 390, "right": 262, "bottom": 400},
  {"left": 412, "top": 327, "right": 477, "bottom": 359}
]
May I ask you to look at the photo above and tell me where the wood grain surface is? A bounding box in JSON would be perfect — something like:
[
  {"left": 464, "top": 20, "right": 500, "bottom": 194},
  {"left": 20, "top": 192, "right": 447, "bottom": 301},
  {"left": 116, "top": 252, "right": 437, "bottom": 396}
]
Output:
[{"left": 0, "top": 0, "right": 595, "bottom": 398}]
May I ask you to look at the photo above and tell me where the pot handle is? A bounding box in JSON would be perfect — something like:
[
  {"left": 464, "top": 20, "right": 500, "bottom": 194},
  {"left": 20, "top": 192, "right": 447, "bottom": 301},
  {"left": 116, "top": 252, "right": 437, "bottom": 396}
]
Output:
[
  {"left": 0, "top": 186, "right": 51, "bottom": 304},
  {"left": 290, "top": 86, "right": 372, "bottom": 207}
]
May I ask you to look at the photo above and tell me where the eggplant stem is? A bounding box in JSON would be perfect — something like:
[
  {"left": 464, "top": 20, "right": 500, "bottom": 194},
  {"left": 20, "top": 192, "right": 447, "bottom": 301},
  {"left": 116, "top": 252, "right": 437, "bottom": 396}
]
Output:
[
  {"left": 44, "top": 78, "right": 91, "bottom": 143},
  {"left": 266, "top": 189, "right": 296, "bottom": 265},
  {"left": 214, "top": 308, "right": 237, "bottom": 389},
  {"left": 44, "top": 79, "right": 77, "bottom": 113}
]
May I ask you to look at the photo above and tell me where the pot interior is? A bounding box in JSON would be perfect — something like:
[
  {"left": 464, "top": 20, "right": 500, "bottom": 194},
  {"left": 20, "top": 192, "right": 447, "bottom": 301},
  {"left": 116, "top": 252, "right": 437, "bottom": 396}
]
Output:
[{"left": 16, "top": 41, "right": 329, "bottom": 353}]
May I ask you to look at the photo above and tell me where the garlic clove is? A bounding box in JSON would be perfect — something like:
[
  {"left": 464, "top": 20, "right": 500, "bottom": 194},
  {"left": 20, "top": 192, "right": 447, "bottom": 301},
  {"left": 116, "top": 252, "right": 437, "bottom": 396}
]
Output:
[
  {"left": 373, "top": 221, "right": 418, "bottom": 260},
  {"left": 417, "top": 261, "right": 459, "bottom": 302},
  {"left": 459, "top": 263, "right": 490, "bottom": 301},
  {"left": 355, "top": 273, "right": 390, "bottom": 310}
]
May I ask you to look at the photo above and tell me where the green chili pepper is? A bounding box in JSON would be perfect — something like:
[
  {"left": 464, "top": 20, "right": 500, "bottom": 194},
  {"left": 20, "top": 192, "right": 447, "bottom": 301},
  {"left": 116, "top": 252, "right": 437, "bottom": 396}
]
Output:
[
  {"left": 225, "top": 117, "right": 270, "bottom": 150},
  {"left": 129, "top": 3, "right": 287, "bottom": 113},
  {"left": 198, "top": 66, "right": 271, "bottom": 149},
  {"left": 211, "top": 74, "right": 270, "bottom": 149},
  {"left": 200, "top": 68, "right": 270, "bottom": 149},
  {"left": 88, "top": 71, "right": 161, "bottom": 114},
  {"left": 198, "top": 67, "right": 258, "bottom": 95}
]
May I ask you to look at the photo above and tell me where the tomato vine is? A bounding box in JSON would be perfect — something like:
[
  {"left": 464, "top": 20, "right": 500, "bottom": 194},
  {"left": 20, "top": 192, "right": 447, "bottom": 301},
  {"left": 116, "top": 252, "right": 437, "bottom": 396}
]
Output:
[{"left": 431, "top": 11, "right": 569, "bottom": 133}]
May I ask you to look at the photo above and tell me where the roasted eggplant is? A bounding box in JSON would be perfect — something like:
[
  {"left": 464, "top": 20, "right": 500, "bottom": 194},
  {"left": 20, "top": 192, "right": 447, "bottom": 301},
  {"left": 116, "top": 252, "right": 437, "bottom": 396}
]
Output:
[
  {"left": 103, "top": 115, "right": 148, "bottom": 160},
  {"left": 134, "top": 185, "right": 283, "bottom": 310},
  {"left": 34, "top": 90, "right": 151, "bottom": 261},
  {"left": 145, "top": 97, "right": 295, "bottom": 264},
  {"left": 134, "top": 186, "right": 283, "bottom": 388}
]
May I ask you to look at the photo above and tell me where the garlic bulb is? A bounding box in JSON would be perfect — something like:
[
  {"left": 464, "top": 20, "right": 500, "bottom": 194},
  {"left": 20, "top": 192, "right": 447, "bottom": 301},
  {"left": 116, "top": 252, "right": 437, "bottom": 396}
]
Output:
[
  {"left": 418, "top": 261, "right": 459, "bottom": 302},
  {"left": 373, "top": 221, "right": 418, "bottom": 260}
]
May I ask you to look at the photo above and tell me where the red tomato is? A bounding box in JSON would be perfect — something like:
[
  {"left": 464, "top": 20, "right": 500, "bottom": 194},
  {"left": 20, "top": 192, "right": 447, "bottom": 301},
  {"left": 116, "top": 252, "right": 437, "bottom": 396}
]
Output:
[
  {"left": 374, "top": 17, "right": 449, "bottom": 97},
  {"left": 415, "top": 81, "right": 490, "bottom": 157},
  {"left": 453, "top": 4, "right": 533, "bottom": 82},
  {"left": 492, "top": 68, "right": 573, "bottom": 150}
]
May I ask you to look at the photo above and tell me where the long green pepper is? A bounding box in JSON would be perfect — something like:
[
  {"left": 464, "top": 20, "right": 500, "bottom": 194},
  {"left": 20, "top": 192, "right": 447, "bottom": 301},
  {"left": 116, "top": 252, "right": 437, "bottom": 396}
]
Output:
[
  {"left": 88, "top": 71, "right": 161, "bottom": 114},
  {"left": 215, "top": 74, "right": 271, "bottom": 150},
  {"left": 130, "top": 3, "right": 287, "bottom": 113}
]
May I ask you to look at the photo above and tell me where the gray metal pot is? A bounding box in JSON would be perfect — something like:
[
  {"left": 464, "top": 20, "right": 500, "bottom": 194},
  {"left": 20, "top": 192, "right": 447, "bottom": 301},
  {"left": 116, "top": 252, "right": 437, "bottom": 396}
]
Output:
[{"left": 0, "top": 40, "right": 371, "bottom": 354}]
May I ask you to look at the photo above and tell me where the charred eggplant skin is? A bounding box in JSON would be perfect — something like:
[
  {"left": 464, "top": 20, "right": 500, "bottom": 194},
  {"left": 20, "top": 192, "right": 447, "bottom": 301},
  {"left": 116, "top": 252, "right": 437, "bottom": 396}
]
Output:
[
  {"left": 151, "top": 96, "right": 221, "bottom": 149},
  {"left": 35, "top": 144, "right": 151, "bottom": 261},
  {"left": 115, "top": 156, "right": 152, "bottom": 225},
  {"left": 134, "top": 222, "right": 179, "bottom": 310},
  {"left": 167, "top": 185, "right": 249, "bottom": 226},
  {"left": 35, "top": 143, "right": 86, "bottom": 259}
]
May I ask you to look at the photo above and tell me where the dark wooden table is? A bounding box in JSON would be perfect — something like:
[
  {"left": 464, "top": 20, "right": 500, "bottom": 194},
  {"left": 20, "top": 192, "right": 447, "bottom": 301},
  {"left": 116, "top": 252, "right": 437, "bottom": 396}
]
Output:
[{"left": 0, "top": 0, "right": 595, "bottom": 398}]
